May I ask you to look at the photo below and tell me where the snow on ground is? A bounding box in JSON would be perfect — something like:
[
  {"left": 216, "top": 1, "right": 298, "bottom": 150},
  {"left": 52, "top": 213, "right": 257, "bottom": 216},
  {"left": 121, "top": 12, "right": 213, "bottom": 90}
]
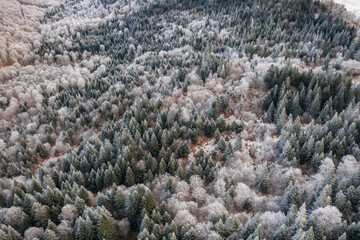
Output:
[{"left": 334, "top": 0, "right": 360, "bottom": 16}]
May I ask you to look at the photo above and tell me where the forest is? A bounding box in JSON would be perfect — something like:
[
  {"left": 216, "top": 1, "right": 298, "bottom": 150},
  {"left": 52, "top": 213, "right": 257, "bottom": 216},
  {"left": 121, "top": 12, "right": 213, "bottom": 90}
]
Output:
[{"left": 0, "top": 0, "right": 360, "bottom": 239}]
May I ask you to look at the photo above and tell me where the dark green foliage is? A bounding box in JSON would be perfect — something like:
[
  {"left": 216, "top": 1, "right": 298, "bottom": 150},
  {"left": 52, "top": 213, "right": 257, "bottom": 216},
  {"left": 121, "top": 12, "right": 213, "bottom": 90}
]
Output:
[
  {"left": 256, "top": 162, "right": 269, "bottom": 193},
  {"left": 36, "top": 142, "right": 49, "bottom": 158},
  {"left": 1, "top": 0, "right": 359, "bottom": 239},
  {"left": 267, "top": 65, "right": 360, "bottom": 172}
]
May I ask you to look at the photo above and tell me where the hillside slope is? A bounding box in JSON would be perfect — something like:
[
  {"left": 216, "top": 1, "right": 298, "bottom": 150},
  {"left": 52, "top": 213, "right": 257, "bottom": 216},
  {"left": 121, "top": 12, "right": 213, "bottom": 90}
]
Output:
[{"left": 0, "top": 0, "right": 360, "bottom": 239}]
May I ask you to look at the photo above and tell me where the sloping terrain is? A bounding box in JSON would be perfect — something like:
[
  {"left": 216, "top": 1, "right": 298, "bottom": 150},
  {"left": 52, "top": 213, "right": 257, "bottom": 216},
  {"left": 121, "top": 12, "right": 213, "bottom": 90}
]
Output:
[
  {"left": 334, "top": 0, "right": 360, "bottom": 16},
  {"left": 0, "top": 0, "right": 360, "bottom": 239}
]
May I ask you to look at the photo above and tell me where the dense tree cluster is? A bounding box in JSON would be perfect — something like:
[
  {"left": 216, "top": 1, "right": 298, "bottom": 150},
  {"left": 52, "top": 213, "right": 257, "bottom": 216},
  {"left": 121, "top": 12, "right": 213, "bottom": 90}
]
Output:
[
  {"left": 1, "top": 0, "right": 360, "bottom": 239},
  {"left": 264, "top": 65, "right": 360, "bottom": 170}
]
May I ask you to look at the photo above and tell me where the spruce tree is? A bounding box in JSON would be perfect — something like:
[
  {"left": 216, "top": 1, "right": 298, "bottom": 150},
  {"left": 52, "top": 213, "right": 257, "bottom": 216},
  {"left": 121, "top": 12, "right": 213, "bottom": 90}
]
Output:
[
  {"left": 150, "top": 133, "right": 159, "bottom": 157},
  {"left": 265, "top": 102, "right": 275, "bottom": 122},
  {"left": 125, "top": 167, "right": 135, "bottom": 187},
  {"left": 256, "top": 162, "right": 269, "bottom": 193},
  {"left": 277, "top": 108, "right": 287, "bottom": 132},
  {"left": 234, "top": 134, "right": 242, "bottom": 152},
  {"left": 309, "top": 93, "right": 321, "bottom": 118},
  {"left": 97, "top": 212, "right": 117, "bottom": 240},
  {"left": 218, "top": 137, "right": 226, "bottom": 152},
  {"left": 291, "top": 93, "right": 301, "bottom": 117}
]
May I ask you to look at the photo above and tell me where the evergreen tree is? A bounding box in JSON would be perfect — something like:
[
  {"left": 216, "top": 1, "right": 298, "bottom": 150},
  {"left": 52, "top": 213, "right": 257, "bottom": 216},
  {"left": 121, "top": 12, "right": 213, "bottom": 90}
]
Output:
[
  {"left": 218, "top": 137, "right": 226, "bottom": 152},
  {"left": 183, "top": 227, "right": 197, "bottom": 240},
  {"left": 79, "top": 186, "right": 91, "bottom": 206},
  {"left": 335, "top": 190, "right": 346, "bottom": 212},
  {"left": 150, "top": 133, "right": 159, "bottom": 157},
  {"left": 216, "top": 117, "right": 226, "bottom": 132},
  {"left": 214, "top": 129, "right": 221, "bottom": 143},
  {"left": 211, "top": 97, "right": 221, "bottom": 119},
  {"left": 36, "top": 142, "right": 49, "bottom": 158},
  {"left": 309, "top": 92, "right": 321, "bottom": 118},
  {"left": 273, "top": 224, "right": 287, "bottom": 240},
  {"left": 140, "top": 214, "right": 153, "bottom": 233},
  {"left": 234, "top": 134, "right": 242, "bottom": 152},
  {"left": 43, "top": 229, "right": 60, "bottom": 240},
  {"left": 313, "top": 184, "right": 332, "bottom": 209},
  {"left": 277, "top": 108, "right": 287, "bottom": 132},
  {"left": 166, "top": 178, "right": 177, "bottom": 194},
  {"left": 256, "top": 162, "right": 269, "bottom": 193},
  {"left": 125, "top": 167, "right": 135, "bottom": 187},
  {"left": 159, "top": 159, "right": 167, "bottom": 175},
  {"left": 265, "top": 102, "right": 275, "bottom": 122},
  {"left": 291, "top": 93, "right": 301, "bottom": 117},
  {"left": 281, "top": 180, "right": 300, "bottom": 212},
  {"left": 97, "top": 212, "right": 117, "bottom": 240},
  {"left": 143, "top": 191, "right": 156, "bottom": 214}
]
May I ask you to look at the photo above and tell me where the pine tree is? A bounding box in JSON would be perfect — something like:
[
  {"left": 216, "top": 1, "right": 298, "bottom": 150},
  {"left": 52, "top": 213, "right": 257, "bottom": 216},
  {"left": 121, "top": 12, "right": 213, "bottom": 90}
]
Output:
[
  {"left": 305, "top": 227, "right": 315, "bottom": 240},
  {"left": 218, "top": 137, "right": 226, "bottom": 152},
  {"left": 224, "top": 217, "right": 240, "bottom": 237},
  {"left": 223, "top": 142, "right": 233, "bottom": 163},
  {"left": 159, "top": 159, "right": 166, "bottom": 175},
  {"left": 313, "top": 184, "right": 332, "bottom": 209},
  {"left": 44, "top": 229, "right": 60, "bottom": 240},
  {"left": 292, "top": 228, "right": 305, "bottom": 240},
  {"left": 291, "top": 93, "right": 301, "bottom": 117},
  {"left": 114, "top": 164, "right": 122, "bottom": 185},
  {"left": 256, "top": 162, "right": 269, "bottom": 193},
  {"left": 95, "top": 172, "right": 103, "bottom": 192},
  {"left": 277, "top": 108, "right": 287, "bottom": 132},
  {"left": 138, "top": 228, "right": 150, "bottom": 240},
  {"left": 263, "top": 92, "right": 273, "bottom": 110},
  {"left": 150, "top": 133, "right": 159, "bottom": 157},
  {"left": 183, "top": 227, "right": 197, "bottom": 240},
  {"left": 32, "top": 177, "right": 43, "bottom": 193},
  {"left": 7, "top": 225, "right": 22, "bottom": 240},
  {"left": 189, "top": 129, "right": 198, "bottom": 144},
  {"left": 166, "top": 178, "right": 176, "bottom": 194},
  {"left": 214, "top": 129, "right": 221, "bottom": 143},
  {"left": 242, "top": 215, "right": 260, "bottom": 239},
  {"left": 234, "top": 134, "right": 242, "bottom": 152},
  {"left": 151, "top": 211, "right": 163, "bottom": 225},
  {"left": 243, "top": 198, "right": 253, "bottom": 211},
  {"left": 281, "top": 180, "right": 300, "bottom": 212},
  {"left": 33, "top": 203, "right": 50, "bottom": 228},
  {"left": 299, "top": 85, "right": 307, "bottom": 109},
  {"left": 216, "top": 116, "right": 226, "bottom": 132},
  {"left": 36, "top": 142, "right": 49, "bottom": 158},
  {"left": 323, "top": 53, "right": 330, "bottom": 69},
  {"left": 177, "top": 142, "right": 190, "bottom": 158},
  {"left": 74, "top": 197, "right": 86, "bottom": 215},
  {"left": 97, "top": 212, "right": 117, "bottom": 240},
  {"left": 214, "top": 219, "right": 225, "bottom": 237},
  {"left": 335, "top": 190, "right": 346, "bottom": 212},
  {"left": 176, "top": 164, "right": 185, "bottom": 180},
  {"left": 140, "top": 214, "right": 153, "bottom": 233},
  {"left": 75, "top": 213, "right": 87, "bottom": 240},
  {"left": 78, "top": 186, "right": 91, "bottom": 206},
  {"left": 169, "top": 232, "right": 177, "bottom": 240},
  {"left": 309, "top": 92, "right": 321, "bottom": 118},
  {"left": 126, "top": 187, "right": 146, "bottom": 229},
  {"left": 265, "top": 102, "right": 275, "bottom": 121},
  {"left": 125, "top": 167, "right": 135, "bottom": 187},
  {"left": 338, "top": 233, "right": 346, "bottom": 240},
  {"left": 211, "top": 97, "right": 221, "bottom": 119},
  {"left": 293, "top": 203, "right": 307, "bottom": 233},
  {"left": 143, "top": 191, "right": 156, "bottom": 214},
  {"left": 205, "top": 119, "right": 216, "bottom": 137}
]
